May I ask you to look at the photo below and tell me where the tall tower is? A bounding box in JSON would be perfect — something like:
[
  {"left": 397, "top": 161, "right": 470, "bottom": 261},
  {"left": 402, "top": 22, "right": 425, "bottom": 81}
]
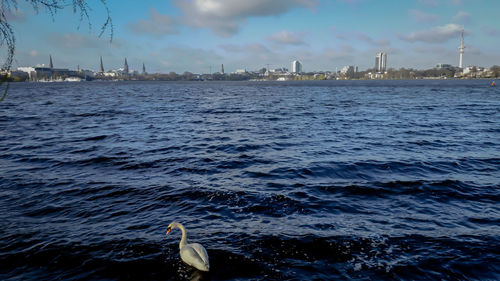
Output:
[
  {"left": 49, "top": 55, "right": 53, "bottom": 69},
  {"left": 142, "top": 63, "right": 146, "bottom": 75},
  {"left": 99, "top": 56, "right": 104, "bottom": 73},
  {"left": 291, "top": 60, "right": 302, "bottom": 73},
  {"left": 459, "top": 28, "right": 465, "bottom": 69},
  {"left": 221, "top": 64, "right": 224, "bottom": 75},
  {"left": 123, "top": 58, "right": 129, "bottom": 74},
  {"left": 375, "top": 52, "right": 387, "bottom": 73}
]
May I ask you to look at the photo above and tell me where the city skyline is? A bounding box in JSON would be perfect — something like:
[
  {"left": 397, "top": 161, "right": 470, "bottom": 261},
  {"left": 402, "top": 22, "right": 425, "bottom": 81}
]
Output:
[{"left": 6, "top": 0, "right": 500, "bottom": 73}]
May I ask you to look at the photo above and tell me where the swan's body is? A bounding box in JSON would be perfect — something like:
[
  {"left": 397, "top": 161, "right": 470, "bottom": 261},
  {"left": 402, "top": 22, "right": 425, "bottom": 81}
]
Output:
[{"left": 166, "top": 222, "right": 210, "bottom": 272}]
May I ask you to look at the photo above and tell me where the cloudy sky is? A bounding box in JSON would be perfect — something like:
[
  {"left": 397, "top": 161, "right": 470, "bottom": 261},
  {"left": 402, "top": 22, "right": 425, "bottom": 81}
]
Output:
[{"left": 6, "top": 0, "right": 500, "bottom": 73}]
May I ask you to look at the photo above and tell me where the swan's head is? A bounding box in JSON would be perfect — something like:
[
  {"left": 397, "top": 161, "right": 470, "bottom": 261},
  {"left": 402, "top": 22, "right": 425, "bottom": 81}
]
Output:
[
  {"left": 166, "top": 222, "right": 180, "bottom": 235},
  {"left": 166, "top": 223, "right": 173, "bottom": 235}
]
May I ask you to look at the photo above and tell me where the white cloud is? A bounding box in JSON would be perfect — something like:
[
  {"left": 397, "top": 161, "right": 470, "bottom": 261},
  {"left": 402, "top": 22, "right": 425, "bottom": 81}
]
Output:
[
  {"left": 159, "top": 46, "right": 223, "bottom": 72},
  {"left": 400, "top": 24, "right": 463, "bottom": 43},
  {"left": 28, "top": 50, "right": 39, "bottom": 57},
  {"left": 483, "top": 26, "right": 500, "bottom": 37},
  {"left": 323, "top": 45, "right": 355, "bottom": 61},
  {"left": 466, "top": 47, "right": 481, "bottom": 55},
  {"left": 333, "top": 28, "right": 390, "bottom": 47},
  {"left": 46, "top": 32, "right": 123, "bottom": 51},
  {"left": 409, "top": 9, "right": 438, "bottom": 23},
  {"left": 267, "top": 30, "right": 307, "bottom": 46},
  {"left": 219, "top": 43, "right": 271, "bottom": 54},
  {"left": 174, "top": 0, "right": 318, "bottom": 37},
  {"left": 357, "top": 32, "right": 391, "bottom": 47},
  {"left": 413, "top": 45, "right": 448, "bottom": 54},
  {"left": 128, "top": 8, "right": 178, "bottom": 37},
  {"left": 452, "top": 11, "right": 470, "bottom": 24}
]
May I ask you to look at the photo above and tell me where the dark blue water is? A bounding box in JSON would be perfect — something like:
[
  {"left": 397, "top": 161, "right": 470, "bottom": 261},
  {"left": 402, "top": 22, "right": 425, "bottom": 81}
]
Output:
[{"left": 0, "top": 80, "right": 499, "bottom": 280}]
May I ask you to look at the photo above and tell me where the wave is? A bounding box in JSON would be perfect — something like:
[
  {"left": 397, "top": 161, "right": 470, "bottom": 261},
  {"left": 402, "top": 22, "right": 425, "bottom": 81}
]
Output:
[
  {"left": 1, "top": 233, "right": 498, "bottom": 280},
  {"left": 315, "top": 180, "right": 500, "bottom": 202}
]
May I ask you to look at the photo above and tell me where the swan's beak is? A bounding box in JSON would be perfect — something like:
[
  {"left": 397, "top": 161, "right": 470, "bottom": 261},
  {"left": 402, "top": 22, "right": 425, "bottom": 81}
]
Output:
[{"left": 166, "top": 227, "right": 171, "bottom": 235}]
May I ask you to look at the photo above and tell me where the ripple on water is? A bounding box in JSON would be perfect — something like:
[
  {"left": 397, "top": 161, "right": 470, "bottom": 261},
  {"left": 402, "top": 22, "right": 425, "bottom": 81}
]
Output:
[{"left": 0, "top": 80, "right": 499, "bottom": 280}]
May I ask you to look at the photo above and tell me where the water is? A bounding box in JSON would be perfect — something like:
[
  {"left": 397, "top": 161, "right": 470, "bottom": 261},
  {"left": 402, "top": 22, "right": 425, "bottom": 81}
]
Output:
[{"left": 0, "top": 80, "right": 499, "bottom": 280}]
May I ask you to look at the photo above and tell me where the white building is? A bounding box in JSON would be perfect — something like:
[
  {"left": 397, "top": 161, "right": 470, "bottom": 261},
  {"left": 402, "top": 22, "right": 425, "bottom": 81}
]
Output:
[
  {"left": 17, "top": 67, "right": 36, "bottom": 80},
  {"left": 17, "top": 66, "right": 36, "bottom": 73},
  {"left": 463, "top": 66, "right": 485, "bottom": 75},
  {"left": 375, "top": 52, "right": 387, "bottom": 73},
  {"left": 234, "top": 69, "right": 247, "bottom": 74},
  {"left": 291, "top": 60, "right": 302, "bottom": 73},
  {"left": 271, "top": 68, "right": 288, "bottom": 74},
  {"left": 340, "top": 65, "right": 358, "bottom": 75}
]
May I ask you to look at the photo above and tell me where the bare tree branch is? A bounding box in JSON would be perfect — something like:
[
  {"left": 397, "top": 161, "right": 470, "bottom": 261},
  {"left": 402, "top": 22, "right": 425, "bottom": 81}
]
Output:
[{"left": 0, "top": 0, "right": 113, "bottom": 71}]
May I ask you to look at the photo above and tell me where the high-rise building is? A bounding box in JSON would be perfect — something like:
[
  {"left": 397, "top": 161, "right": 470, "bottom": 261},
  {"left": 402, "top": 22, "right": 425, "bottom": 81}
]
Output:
[
  {"left": 341, "top": 65, "right": 358, "bottom": 76},
  {"left": 375, "top": 52, "right": 387, "bottom": 73},
  {"left": 49, "top": 55, "right": 53, "bottom": 69},
  {"left": 123, "top": 58, "right": 129, "bottom": 74},
  {"left": 291, "top": 60, "right": 302, "bottom": 73},
  {"left": 459, "top": 28, "right": 465, "bottom": 69},
  {"left": 221, "top": 64, "right": 224, "bottom": 75},
  {"left": 99, "top": 56, "right": 104, "bottom": 73},
  {"left": 142, "top": 63, "right": 146, "bottom": 75}
]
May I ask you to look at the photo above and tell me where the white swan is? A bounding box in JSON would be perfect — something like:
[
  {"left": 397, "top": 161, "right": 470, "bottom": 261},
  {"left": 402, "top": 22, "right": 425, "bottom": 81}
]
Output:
[{"left": 166, "top": 222, "right": 210, "bottom": 272}]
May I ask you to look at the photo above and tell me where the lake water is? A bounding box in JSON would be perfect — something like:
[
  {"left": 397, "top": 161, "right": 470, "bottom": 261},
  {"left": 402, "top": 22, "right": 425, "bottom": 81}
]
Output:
[{"left": 0, "top": 80, "right": 499, "bottom": 280}]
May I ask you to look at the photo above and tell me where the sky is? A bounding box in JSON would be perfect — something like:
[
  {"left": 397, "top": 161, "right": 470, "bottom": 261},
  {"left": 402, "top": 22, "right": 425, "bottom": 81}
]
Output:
[{"left": 5, "top": 0, "right": 500, "bottom": 73}]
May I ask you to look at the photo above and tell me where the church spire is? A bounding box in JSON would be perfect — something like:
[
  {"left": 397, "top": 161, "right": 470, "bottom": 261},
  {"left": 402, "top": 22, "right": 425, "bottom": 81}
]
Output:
[
  {"left": 99, "top": 56, "right": 104, "bottom": 73},
  {"left": 124, "top": 58, "right": 129, "bottom": 74}
]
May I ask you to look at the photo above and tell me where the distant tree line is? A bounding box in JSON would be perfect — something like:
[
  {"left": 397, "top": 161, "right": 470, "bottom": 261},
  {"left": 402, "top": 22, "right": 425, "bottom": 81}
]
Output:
[
  {"left": 4, "top": 66, "right": 500, "bottom": 83},
  {"left": 344, "top": 66, "right": 500, "bottom": 79}
]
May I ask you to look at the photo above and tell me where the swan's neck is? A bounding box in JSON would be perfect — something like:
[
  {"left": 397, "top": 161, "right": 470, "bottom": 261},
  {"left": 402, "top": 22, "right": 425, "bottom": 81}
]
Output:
[{"left": 176, "top": 223, "right": 187, "bottom": 249}]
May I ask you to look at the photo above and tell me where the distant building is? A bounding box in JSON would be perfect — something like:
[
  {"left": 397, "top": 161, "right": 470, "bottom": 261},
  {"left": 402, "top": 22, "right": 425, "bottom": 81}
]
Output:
[
  {"left": 435, "top": 63, "right": 453, "bottom": 69},
  {"left": 291, "top": 60, "right": 302, "bottom": 73},
  {"left": 123, "top": 58, "right": 129, "bottom": 75},
  {"left": 80, "top": 69, "right": 94, "bottom": 79},
  {"left": 17, "top": 66, "right": 78, "bottom": 81},
  {"left": 142, "top": 63, "right": 147, "bottom": 75},
  {"left": 459, "top": 28, "right": 465, "bottom": 69},
  {"left": 7, "top": 70, "right": 29, "bottom": 81},
  {"left": 17, "top": 67, "right": 36, "bottom": 80},
  {"left": 435, "top": 64, "right": 456, "bottom": 71},
  {"left": 277, "top": 77, "right": 290, "bottom": 81},
  {"left": 99, "top": 56, "right": 104, "bottom": 73},
  {"left": 270, "top": 68, "right": 288, "bottom": 74},
  {"left": 375, "top": 52, "right": 387, "bottom": 73},
  {"left": 234, "top": 69, "right": 247, "bottom": 74},
  {"left": 463, "top": 66, "right": 484, "bottom": 75},
  {"left": 17, "top": 66, "right": 35, "bottom": 73},
  {"left": 340, "top": 65, "right": 358, "bottom": 76},
  {"left": 49, "top": 55, "right": 53, "bottom": 69},
  {"left": 221, "top": 64, "right": 224, "bottom": 75},
  {"left": 103, "top": 71, "right": 118, "bottom": 77}
]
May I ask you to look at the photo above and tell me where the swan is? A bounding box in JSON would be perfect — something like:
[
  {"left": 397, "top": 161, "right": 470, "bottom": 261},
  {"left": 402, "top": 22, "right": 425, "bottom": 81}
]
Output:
[{"left": 166, "top": 222, "right": 210, "bottom": 272}]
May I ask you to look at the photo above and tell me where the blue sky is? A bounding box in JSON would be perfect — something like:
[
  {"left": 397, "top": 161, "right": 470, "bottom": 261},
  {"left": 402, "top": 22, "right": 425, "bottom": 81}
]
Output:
[{"left": 6, "top": 0, "right": 500, "bottom": 73}]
